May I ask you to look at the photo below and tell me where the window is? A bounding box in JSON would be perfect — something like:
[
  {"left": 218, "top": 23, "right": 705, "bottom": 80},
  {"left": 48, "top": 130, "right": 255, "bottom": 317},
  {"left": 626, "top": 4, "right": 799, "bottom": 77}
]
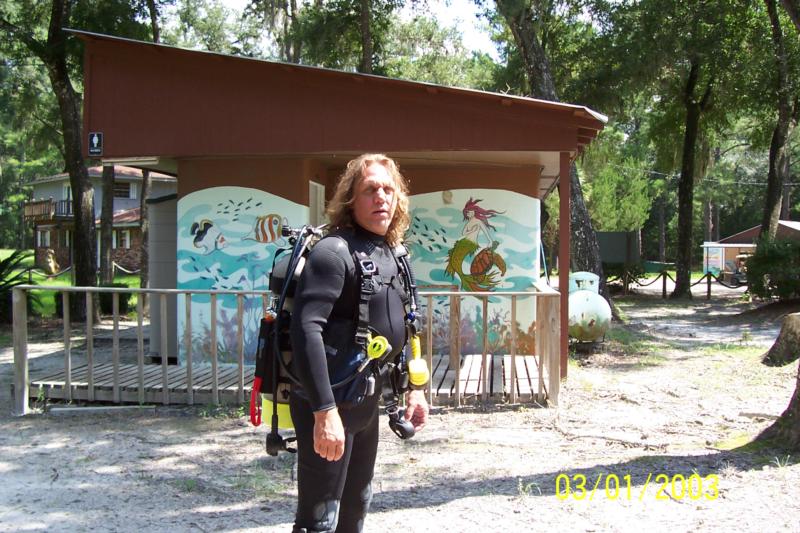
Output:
[
  {"left": 116, "top": 229, "right": 131, "bottom": 249},
  {"left": 113, "top": 181, "right": 131, "bottom": 198},
  {"left": 62, "top": 183, "right": 72, "bottom": 201},
  {"left": 309, "top": 181, "right": 327, "bottom": 226},
  {"left": 37, "top": 229, "right": 51, "bottom": 248}
]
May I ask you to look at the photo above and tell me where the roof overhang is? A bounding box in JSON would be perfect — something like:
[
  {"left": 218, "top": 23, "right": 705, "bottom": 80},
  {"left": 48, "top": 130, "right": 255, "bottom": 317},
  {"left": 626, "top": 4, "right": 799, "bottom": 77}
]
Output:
[{"left": 72, "top": 30, "right": 606, "bottom": 198}]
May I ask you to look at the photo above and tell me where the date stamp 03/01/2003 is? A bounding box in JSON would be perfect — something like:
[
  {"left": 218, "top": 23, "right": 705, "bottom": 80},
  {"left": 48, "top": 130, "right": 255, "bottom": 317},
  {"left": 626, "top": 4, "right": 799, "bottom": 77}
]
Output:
[{"left": 555, "top": 473, "right": 719, "bottom": 502}]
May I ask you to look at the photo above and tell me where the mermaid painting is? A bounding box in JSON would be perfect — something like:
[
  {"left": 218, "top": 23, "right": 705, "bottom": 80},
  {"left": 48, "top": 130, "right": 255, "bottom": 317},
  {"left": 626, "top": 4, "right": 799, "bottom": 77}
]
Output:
[{"left": 445, "top": 197, "right": 507, "bottom": 291}]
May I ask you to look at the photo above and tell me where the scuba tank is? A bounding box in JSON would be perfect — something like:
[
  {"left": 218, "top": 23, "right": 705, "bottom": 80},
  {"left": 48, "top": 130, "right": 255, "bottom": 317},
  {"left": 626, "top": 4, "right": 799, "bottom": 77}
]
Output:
[
  {"left": 249, "top": 224, "right": 430, "bottom": 455},
  {"left": 250, "top": 225, "right": 322, "bottom": 455}
]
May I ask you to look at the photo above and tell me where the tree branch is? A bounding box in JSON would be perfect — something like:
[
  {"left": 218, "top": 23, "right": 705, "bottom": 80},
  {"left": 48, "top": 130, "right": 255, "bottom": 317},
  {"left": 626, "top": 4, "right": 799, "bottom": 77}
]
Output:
[{"left": 0, "top": 15, "right": 48, "bottom": 60}]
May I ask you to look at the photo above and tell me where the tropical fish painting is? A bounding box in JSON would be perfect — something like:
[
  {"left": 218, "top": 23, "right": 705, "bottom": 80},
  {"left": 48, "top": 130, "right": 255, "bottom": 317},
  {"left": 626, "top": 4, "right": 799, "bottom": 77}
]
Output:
[
  {"left": 190, "top": 219, "right": 228, "bottom": 254},
  {"left": 244, "top": 214, "right": 288, "bottom": 245},
  {"left": 445, "top": 198, "right": 508, "bottom": 291},
  {"left": 178, "top": 186, "right": 309, "bottom": 366}
]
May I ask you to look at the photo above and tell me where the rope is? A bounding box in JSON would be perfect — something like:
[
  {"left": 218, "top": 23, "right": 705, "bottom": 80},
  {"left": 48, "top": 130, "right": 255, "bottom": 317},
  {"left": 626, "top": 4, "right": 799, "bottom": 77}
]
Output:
[
  {"left": 24, "top": 266, "right": 72, "bottom": 279},
  {"left": 631, "top": 274, "right": 665, "bottom": 287},
  {"left": 112, "top": 261, "right": 142, "bottom": 275},
  {"left": 689, "top": 273, "right": 712, "bottom": 287}
]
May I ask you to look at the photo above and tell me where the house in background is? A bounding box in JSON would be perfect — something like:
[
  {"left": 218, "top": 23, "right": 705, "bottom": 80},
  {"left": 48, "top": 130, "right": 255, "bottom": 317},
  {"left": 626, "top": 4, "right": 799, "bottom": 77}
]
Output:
[
  {"left": 23, "top": 165, "right": 176, "bottom": 271},
  {"left": 702, "top": 219, "right": 800, "bottom": 275}
]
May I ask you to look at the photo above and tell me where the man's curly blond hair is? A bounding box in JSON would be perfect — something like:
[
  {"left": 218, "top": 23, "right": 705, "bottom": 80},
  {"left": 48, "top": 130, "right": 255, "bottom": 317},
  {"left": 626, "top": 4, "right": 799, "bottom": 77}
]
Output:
[{"left": 325, "top": 154, "right": 410, "bottom": 247}]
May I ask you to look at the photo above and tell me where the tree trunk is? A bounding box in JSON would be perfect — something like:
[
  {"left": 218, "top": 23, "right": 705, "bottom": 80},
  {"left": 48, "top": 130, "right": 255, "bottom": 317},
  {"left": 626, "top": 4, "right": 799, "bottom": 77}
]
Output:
[
  {"left": 780, "top": 0, "right": 800, "bottom": 33},
  {"left": 140, "top": 169, "right": 151, "bottom": 314},
  {"left": 763, "top": 312, "right": 800, "bottom": 367},
  {"left": 658, "top": 196, "right": 666, "bottom": 262},
  {"left": 763, "top": 0, "right": 793, "bottom": 239},
  {"left": 494, "top": 0, "right": 607, "bottom": 299},
  {"left": 759, "top": 360, "right": 800, "bottom": 451},
  {"left": 358, "top": 0, "right": 372, "bottom": 74},
  {"left": 568, "top": 165, "right": 608, "bottom": 298},
  {"left": 782, "top": 180, "right": 791, "bottom": 220},
  {"left": 100, "top": 165, "right": 114, "bottom": 285},
  {"left": 146, "top": 0, "right": 160, "bottom": 43},
  {"left": 495, "top": 0, "right": 557, "bottom": 99},
  {"left": 0, "top": 0, "right": 97, "bottom": 320},
  {"left": 671, "top": 60, "right": 711, "bottom": 299},
  {"left": 45, "top": 0, "right": 97, "bottom": 319}
]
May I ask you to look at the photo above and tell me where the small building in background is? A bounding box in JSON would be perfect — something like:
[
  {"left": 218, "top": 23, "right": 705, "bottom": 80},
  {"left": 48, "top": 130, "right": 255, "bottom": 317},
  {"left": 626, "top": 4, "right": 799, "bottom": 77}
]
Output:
[{"left": 702, "top": 220, "right": 800, "bottom": 275}]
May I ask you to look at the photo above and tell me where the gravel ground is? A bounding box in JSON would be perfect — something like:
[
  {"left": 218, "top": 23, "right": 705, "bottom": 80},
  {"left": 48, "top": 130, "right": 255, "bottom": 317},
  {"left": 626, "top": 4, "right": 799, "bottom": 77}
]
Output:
[{"left": 0, "top": 289, "right": 798, "bottom": 532}]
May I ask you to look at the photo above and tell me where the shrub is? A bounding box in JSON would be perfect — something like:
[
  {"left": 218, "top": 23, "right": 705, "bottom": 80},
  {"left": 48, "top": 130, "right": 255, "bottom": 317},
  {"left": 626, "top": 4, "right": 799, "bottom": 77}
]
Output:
[
  {"left": 747, "top": 237, "right": 800, "bottom": 300},
  {"left": 99, "top": 283, "right": 132, "bottom": 315},
  {"left": 0, "top": 250, "right": 33, "bottom": 324}
]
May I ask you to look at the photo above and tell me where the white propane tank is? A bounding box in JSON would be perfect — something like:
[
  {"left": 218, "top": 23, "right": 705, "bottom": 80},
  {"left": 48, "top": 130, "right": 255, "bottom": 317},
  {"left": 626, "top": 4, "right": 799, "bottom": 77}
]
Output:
[{"left": 568, "top": 289, "right": 612, "bottom": 342}]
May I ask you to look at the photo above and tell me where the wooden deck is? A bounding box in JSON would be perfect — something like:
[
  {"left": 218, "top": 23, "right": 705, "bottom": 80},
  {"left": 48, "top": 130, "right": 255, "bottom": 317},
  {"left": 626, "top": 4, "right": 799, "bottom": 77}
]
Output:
[{"left": 27, "top": 354, "right": 549, "bottom": 406}]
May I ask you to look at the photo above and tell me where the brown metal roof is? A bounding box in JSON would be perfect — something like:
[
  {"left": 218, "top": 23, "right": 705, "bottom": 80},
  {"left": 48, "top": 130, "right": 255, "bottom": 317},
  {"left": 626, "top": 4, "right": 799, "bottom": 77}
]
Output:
[
  {"left": 719, "top": 220, "right": 800, "bottom": 244},
  {"left": 72, "top": 30, "right": 606, "bottom": 197}
]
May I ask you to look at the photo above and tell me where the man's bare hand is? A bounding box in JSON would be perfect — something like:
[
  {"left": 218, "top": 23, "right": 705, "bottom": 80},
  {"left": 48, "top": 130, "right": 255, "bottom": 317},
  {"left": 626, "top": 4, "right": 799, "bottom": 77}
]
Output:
[
  {"left": 313, "top": 408, "right": 345, "bottom": 461},
  {"left": 404, "top": 390, "right": 429, "bottom": 432}
]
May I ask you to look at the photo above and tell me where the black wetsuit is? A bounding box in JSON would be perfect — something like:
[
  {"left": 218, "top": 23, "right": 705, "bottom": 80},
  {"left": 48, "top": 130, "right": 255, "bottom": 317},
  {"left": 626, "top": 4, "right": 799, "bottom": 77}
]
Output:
[{"left": 289, "top": 225, "right": 410, "bottom": 533}]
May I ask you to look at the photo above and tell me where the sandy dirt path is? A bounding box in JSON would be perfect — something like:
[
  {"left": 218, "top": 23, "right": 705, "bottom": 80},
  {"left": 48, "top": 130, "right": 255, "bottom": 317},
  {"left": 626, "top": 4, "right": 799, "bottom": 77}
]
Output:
[{"left": 0, "top": 291, "right": 798, "bottom": 532}]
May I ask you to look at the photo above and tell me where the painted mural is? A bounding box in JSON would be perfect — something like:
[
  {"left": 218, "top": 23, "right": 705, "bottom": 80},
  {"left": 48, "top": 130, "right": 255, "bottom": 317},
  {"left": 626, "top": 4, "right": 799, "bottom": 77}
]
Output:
[
  {"left": 407, "top": 189, "right": 541, "bottom": 356},
  {"left": 177, "top": 186, "right": 308, "bottom": 365}
]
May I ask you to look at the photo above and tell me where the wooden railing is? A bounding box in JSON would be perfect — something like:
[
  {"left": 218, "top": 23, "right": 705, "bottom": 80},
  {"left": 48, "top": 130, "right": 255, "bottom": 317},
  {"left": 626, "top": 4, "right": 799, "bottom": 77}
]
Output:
[
  {"left": 23, "top": 199, "right": 73, "bottom": 221},
  {"left": 23, "top": 199, "right": 55, "bottom": 221},
  {"left": 11, "top": 284, "right": 561, "bottom": 415},
  {"left": 12, "top": 285, "right": 271, "bottom": 416},
  {"left": 417, "top": 287, "right": 561, "bottom": 407}
]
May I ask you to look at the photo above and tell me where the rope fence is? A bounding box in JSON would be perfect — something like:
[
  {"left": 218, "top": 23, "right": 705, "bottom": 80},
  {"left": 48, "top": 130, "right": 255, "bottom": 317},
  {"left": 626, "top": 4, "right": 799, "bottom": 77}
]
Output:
[{"left": 619, "top": 269, "right": 745, "bottom": 299}]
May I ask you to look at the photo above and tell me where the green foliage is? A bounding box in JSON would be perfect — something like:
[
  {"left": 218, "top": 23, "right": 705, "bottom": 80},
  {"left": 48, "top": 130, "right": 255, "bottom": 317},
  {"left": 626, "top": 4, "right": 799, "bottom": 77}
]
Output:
[
  {"left": 292, "top": 0, "right": 402, "bottom": 73},
  {"left": 746, "top": 237, "right": 800, "bottom": 300},
  {"left": 163, "top": 0, "right": 264, "bottom": 56},
  {"left": 580, "top": 127, "right": 654, "bottom": 231},
  {"left": 383, "top": 16, "right": 498, "bottom": 89},
  {"left": 0, "top": 249, "right": 33, "bottom": 323}
]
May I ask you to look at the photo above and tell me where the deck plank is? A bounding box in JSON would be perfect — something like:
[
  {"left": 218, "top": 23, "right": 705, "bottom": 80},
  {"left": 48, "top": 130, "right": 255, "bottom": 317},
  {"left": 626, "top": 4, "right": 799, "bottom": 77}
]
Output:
[{"left": 29, "top": 356, "right": 547, "bottom": 407}]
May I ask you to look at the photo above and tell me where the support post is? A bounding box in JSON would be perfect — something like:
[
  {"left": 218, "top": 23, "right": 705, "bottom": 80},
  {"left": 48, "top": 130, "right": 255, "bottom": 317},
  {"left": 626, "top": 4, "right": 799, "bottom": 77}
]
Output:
[
  {"left": 211, "top": 294, "right": 219, "bottom": 405},
  {"left": 426, "top": 294, "right": 434, "bottom": 406},
  {"left": 482, "top": 295, "right": 489, "bottom": 401},
  {"left": 86, "top": 290, "right": 94, "bottom": 402},
  {"left": 185, "top": 293, "right": 193, "bottom": 405},
  {"left": 137, "top": 292, "right": 145, "bottom": 405},
  {"left": 13, "top": 289, "right": 29, "bottom": 416},
  {"left": 510, "top": 295, "right": 518, "bottom": 404},
  {"left": 63, "top": 292, "right": 71, "bottom": 402},
  {"left": 237, "top": 294, "right": 245, "bottom": 404},
  {"left": 112, "top": 292, "right": 120, "bottom": 403},
  {"left": 558, "top": 151, "right": 571, "bottom": 379},
  {"left": 160, "top": 293, "right": 169, "bottom": 405}
]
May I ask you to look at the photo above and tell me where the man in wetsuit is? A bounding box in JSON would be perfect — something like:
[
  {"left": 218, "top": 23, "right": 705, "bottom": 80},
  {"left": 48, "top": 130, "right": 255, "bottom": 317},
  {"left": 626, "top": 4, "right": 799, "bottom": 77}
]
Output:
[{"left": 289, "top": 154, "right": 429, "bottom": 532}]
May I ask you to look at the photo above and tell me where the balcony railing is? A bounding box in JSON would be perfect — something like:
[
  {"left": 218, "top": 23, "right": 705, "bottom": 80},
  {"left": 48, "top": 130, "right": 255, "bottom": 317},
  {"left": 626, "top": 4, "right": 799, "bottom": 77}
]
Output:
[{"left": 23, "top": 199, "right": 73, "bottom": 221}]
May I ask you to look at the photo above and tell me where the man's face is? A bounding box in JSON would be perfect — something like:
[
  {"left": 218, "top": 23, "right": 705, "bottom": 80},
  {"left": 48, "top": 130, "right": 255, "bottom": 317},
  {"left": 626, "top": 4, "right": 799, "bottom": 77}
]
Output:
[{"left": 352, "top": 162, "right": 397, "bottom": 236}]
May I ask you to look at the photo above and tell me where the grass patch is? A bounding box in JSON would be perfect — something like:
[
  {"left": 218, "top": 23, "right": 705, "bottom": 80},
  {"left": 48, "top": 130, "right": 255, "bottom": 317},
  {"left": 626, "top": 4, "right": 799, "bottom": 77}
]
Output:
[
  {"left": 171, "top": 477, "right": 202, "bottom": 493},
  {"left": 0, "top": 249, "right": 35, "bottom": 267},
  {"left": 197, "top": 404, "right": 246, "bottom": 419},
  {"left": 17, "top": 272, "right": 142, "bottom": 318},
  {"left": 700, "top": 343, "right": 762, "bottom": 358},
  {"left": 603, "top": 325, "right": 665, "bottom": 359},
  {"left": 229, "top": 468, "right": 292, "bottom": 498}
]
